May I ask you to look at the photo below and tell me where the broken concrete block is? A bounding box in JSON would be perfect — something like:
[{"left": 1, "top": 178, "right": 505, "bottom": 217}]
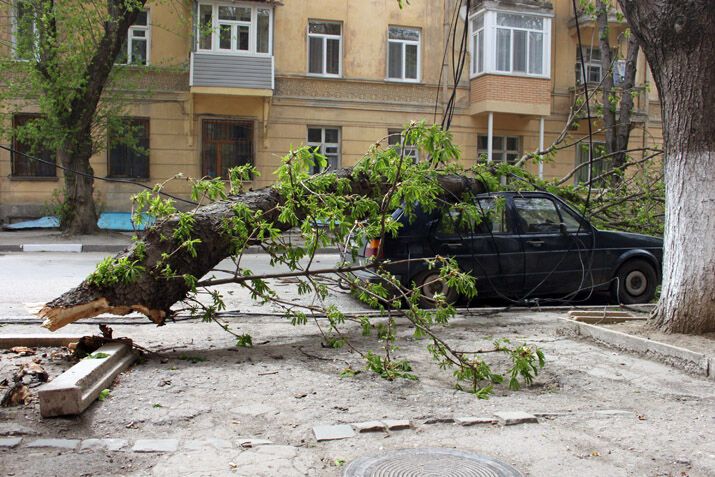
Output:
[
  {"left": 38, "top": 342, "right": 137, "bottom": 417},
  {"left": 313, "top": 424, "right": 355, "bottom": 441},
  {"left": 455, "top": 416, "right": 498, "bottom": 426},
  {"left": 184, "top": 438, "right": 233, "bottom": 450},
  {"left": 351, "top": 421, "right": 386, "bottom": 433},
  {"left": 26, "top": 438, "right": 80, "bottom": 450},
  {"left": 237, "top": 438, "right": 273, "bottom": 448},
  {"left": 132, "top": 439, "right": 180, "bottom": 453},
  {"left": 80, "top": 438, "right": 128, "bottom": 451},
  {"left": 0, "top": 437, "right": 22, "bottom": 448},
  {"left": 382, "top": 419, "right": 412, "bottom": 430},
  {"left": 493, "top": 411, "right": 538, "bottom": 425}
]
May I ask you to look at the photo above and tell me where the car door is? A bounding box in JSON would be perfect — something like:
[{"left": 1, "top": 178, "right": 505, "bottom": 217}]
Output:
[
  {"left": 431, "top": 197, "right": 524, "bottom": 299},
  {"left": 514, "top": 195, "right": 594, "bottom": 297}
]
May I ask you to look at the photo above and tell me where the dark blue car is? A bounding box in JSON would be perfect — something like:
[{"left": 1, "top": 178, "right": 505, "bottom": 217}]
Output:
[{"left": 343, "top": 191, "right": 663, "bottom": 306}]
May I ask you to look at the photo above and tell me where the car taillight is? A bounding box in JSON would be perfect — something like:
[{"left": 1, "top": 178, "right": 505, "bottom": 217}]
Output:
[{"left": 364, "top": 239, "right": 383, "bottom": 259}]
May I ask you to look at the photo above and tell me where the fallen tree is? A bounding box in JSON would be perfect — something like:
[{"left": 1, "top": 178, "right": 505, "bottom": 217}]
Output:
[{"left": 40, "top": 127, "right": 486, "bottom": 331}]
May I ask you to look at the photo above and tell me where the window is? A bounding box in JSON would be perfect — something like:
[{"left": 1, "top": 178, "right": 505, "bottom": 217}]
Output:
[
  {"left": 514, "top": 197, "right": 562, "bottom": 234},
  {"left": 197, "top": 3, "right": 272, "bottom": 54},
  {"left": 11, "top": 114, "right": 56, "bottom": 177},
  {"left": 575, "top": 141, "right": 610, "bottom": 185},
  {"left": 202, "top": 119, "right": 254, "bottom": 178},
  {"left": 108, "top": 118, "right": 150, "bottom": 179},
  {"left": 478, "top": 135, "right": 520, "bottom": 164},
  {"left": 470, "top": 14, "right": 485, "bottom": 74},
  {"left": 13, "top": 1, "right": 38, "bottom": 60},
  {"left": 307, "top": 127, "right": 340, "bottom": 173},
  {"left": 469, "top": 10, "right": 550, "bottom": 77},
  {"left": 388, "top": 128, "right": 418, "bottom": 161},
  {"left": 116, "top": 11, "right": 150, "bottom": 65},
  {"left": 575, "top": 47, "right": 602, "bottom": 84},
  {"left": 438, "top": 198, "right": 508, "bottom": 236},
  {"left": 308, "top": 21, "right": 341, "bottom": 76},
  {"left": 387, "top": 26, "right": 420, "bottom": 81}
]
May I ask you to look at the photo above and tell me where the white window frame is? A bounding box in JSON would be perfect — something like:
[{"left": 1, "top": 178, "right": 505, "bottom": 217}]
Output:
[
  {"left": 307, "top": 127, "right": 341, "bottom": 173},
  {"left": 11, "top": 0, "right": 39, "bottom": 61},
  {"left": 307, "top": 20, "right": 342, "bottom": 78},
  {"left": 388, "top": 128, "right": 419, "bottom": 161},
  {"left": 117, "top": 11, "right": 151, "bottom": 66},
  {"left": 196, "top": 1, "right": 273, "bottom": 56},
  {"left": 478, "top": 135, "right": 521, "bottom": 164},
  {"left": 386, "top": 26, "right": 421, "bottom": 82},
  {"left": 470, "top": 13, "right": 485, "bottom": 75},
  {"left": 469, "top": 9, "right": 552, "bottom": 79}
]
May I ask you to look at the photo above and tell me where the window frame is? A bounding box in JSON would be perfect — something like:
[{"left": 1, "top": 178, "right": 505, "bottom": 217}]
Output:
[
  {"left": 12, "top": 0, "right": 39, "bottom": 61},
  {"left": 196, "top": 1, "right": 273, "bottom": 56},
  {"left": 574, "top": 141, "right": 610, "bottom": 186},
  {"left": 477, "top": 135, "right": 521, "bottom": 164},
  {"left": 11, "top": 113, "right": 57, "bottom": 178},
  {"left": 387, "top": 128, "right": 419, "bottom": 161},
  {"left": 469, "top": 9, "right": 552, "bottom": 79},
  {"left": 307, "top": 20, "right": 342, "bottom": 78},
  {"left": 107, "top": 117, "right": 151, "bottom": 180},
  {"left": 307, "top": 126, "right": 341, "bottom": 174},
  {"left": 386, "top": 26, "right": 421, "bottom": 82},
  {"left": 201, "top": 118, "right": 255, "bottom": 178},
  {"left": 116, "top": 11, "right": 151, "bottom": 66}
]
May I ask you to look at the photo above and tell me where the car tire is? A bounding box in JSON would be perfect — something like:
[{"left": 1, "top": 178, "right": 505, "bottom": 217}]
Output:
[
  {"left": 611, "top": 259, "right": 657, "bottom": 305},
  {"left": 413, "top": 270, "right": 458, "bottom": 308}
]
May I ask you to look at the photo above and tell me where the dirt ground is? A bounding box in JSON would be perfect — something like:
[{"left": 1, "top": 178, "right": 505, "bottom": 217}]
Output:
[{"left": 1, "top": 309, "right": 714, "bottom": 477}]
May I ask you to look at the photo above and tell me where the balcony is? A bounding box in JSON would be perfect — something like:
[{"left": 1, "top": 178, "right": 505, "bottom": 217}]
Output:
[
  {"left": 470, "top": 75, "right": 552, "bottom": 116},
  {"left": 190, "top": 52, "right": 274, "bottom": 96},
  {"left": 568, "top": 83, "right": 649, "bottom": 123}
]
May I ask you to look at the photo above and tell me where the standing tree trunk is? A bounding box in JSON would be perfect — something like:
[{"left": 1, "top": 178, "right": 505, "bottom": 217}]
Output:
[
  {"left": 58, "top": 141, "right": 98, "bottom": 235},
  {"left": 597, "top": 0, "right": 640, "bottom": 170},
  {"left": 618, "top": 0, "right": 715, "bottom": 333}
]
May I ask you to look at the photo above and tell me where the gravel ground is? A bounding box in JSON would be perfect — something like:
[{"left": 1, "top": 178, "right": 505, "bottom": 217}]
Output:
[{"left": 1, "top": 310, "right": 714, "bottom": 477}]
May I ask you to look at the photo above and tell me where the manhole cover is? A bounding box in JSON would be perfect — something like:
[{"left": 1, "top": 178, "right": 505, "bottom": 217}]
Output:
[{"left": 344, "top": 448, "right": 523, "bottom": 477}]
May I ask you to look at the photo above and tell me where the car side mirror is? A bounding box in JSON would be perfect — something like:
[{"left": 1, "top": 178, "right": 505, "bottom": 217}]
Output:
[{"left": 560, "top": 223, "right": 569, "bottom": 236}]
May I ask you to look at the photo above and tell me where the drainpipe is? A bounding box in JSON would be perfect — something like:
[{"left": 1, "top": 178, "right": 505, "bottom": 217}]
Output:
[{"left": 487, "top": 111, "right": 494, "bottom": 162}]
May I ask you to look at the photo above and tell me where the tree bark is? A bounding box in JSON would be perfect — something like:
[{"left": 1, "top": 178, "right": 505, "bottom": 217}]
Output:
[
  {"left": 39, "top": 170, "right": 486, "bottom": 331},
  {"left": 59, "top": 140, "right": 99, "bottom": 235},
  {"left": 618, "top": 0, "right": 715, "bottom": 333}
]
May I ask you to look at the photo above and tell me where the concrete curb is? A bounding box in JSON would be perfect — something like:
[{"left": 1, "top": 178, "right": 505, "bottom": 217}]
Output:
[
  {"left": 559, "top": 317, "right": 714, "bottom": 382},
  {"left": 0, "top": 243, "right": 339, "bottom": 254},
  {"left": 38, "top": 342, "right": 138, "bottom": 417},
  {"left": 0, "top": 334, "right": 85, "bottom": 349}
]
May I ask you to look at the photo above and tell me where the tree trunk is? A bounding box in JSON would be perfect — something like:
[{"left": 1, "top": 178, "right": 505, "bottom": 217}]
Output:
[
  {"left": 618, "top": 0, "right": 715, "bottom": 333},
  {"left": 58, "top": 142, "right": 99, "bottom": 235},
  {"left": 39, "top": 170, "right": 485, "bottom": 330}
]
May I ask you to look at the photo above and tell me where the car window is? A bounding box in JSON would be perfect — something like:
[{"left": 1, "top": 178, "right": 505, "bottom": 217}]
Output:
[
  {"left": 557, "top": 202, "right": 585, "bottom": 232},
  {"left": 514, "top": 197, "right": 561, "bottom": 234},
  {"left": 437, "top": 198, "right": 509, "bottom": 236}
]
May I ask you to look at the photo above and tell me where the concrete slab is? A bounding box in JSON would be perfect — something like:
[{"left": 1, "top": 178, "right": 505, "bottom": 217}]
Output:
[
  {"left": 183, "top": 438, "right": 233, "bottom": 450},
  {"left": 38, "top": 342, "right": 137, "bottom": 417},
  {"left": 351, "top": 421, "right": 387, "bottom": 433},
  {"left": 0, "top": 437, "right": 22, "bottom": 448},
  {"left": 131, "top": 439, "right": 179, "bottom": 453},
  {"left": 26, "top": 438, "right": 80, "bottom": 450},
  {"left": 493, "top": 411, "right": 538, "bottom": 425},
  {"left": 23, "top": 244, "right": 82, "bottom": 253},
  {"left": 0, "top": 334, "right": 84, "bottom": 349},
  {"left": 313, "top": 424, "right": 355, "bottom": 441},
  {"left": 455, "top": 416, "right": 499, "bottom": 426},
  {"left": 382, "top": 419, "right": 412, "bottom": 430},
  {"left": 80, "top": 438, "right": 128, "bottom": 451}
]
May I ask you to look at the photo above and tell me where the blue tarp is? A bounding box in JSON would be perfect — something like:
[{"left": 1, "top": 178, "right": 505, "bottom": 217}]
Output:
[{"left": 5, "top": 212, "right": 155, "bottom": 231}]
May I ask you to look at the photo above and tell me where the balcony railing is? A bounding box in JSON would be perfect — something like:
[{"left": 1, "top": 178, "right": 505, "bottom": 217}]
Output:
[{"left": 190, "top": 52, "right": 274, "bottom": 91}]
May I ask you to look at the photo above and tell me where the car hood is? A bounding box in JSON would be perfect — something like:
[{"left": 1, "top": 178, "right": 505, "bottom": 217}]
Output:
[{"left": 595, "top": 229, "right": 663, "bottom": 248}]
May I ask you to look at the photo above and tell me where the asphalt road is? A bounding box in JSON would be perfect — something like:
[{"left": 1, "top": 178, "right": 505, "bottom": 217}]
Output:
[{"left": 0, "top": 251, "right": 356, "bottom": 319}]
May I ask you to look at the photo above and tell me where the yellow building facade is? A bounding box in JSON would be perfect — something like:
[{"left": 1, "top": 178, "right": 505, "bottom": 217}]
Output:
[{"left": 0, "top": 0, "right": 662, "bottom": 222}]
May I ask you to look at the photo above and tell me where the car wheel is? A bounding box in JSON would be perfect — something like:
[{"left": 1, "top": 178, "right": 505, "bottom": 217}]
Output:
[
  {"left": 414, "top": 270, "right": 458, "bottom": 308},
  {"left": 611, "top": 259, "right": 657, "bottom": 304}
]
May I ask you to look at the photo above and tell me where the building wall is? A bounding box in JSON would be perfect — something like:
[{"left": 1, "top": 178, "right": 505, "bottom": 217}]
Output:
[{"left": 0, "top": 0, "right": 664, "bottom": 222}]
